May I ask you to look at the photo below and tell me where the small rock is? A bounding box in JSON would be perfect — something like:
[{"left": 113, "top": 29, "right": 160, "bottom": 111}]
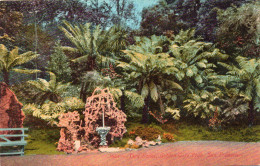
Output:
[
  {"left": 135, "top": 136, "right": 143, "bottom": 146},
  {"left": 156, "top": 141, "right": 162, "bottom": 145},
  {"left": 148, "top": 141, "right": 157, "bottom": 146},
  {"left": 98, "top": 147, "right": 125, "bottom": 153},
  {"left": 156, "top": 135, "right": 162, "bottom": 142},
  {"left": 127, "top": 139, "right": 135, "bottom": 145}
]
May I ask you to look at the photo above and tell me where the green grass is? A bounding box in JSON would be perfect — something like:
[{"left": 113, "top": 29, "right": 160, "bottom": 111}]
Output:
[
  {"left": 175, "top": 123, "right": 260, "bottom": 142},
  {"left": 25, "top": 128, "right": 64, "bottom": 155},
  {"left": 23, "top": 123, "right": 260, "bottom": 155}
]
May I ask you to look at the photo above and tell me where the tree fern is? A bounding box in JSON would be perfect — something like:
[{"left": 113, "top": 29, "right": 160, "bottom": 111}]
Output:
[
  {"left": 27, "top": 72, "right": 70, "bottom": 105},
  {"left": 0, "top": 44, "right": 40, "bottom": 85}
]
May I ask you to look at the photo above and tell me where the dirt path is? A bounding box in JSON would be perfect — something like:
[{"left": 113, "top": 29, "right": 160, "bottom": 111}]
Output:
[{"left": 1, "top": 141, "right": 259, "bottom": 166}]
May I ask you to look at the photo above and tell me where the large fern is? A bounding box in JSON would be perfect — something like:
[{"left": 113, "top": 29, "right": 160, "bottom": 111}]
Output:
[
  {"left": 0, "top": 44, "right": 40, "bottom": 85},
  {"left": 213, "top": 56, "right": 260, "bottom": 125},
  {"left": 23, "top": 97, "right": 85, "bottom": 126},
  {"left": 27, "top": 72, "right": 70, "bottom": 105}
]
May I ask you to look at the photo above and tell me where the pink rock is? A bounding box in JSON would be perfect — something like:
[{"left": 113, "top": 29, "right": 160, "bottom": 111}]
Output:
[
  {"left": 57, "top": 88, "right": 127, "bottom": 153},
  {"left": 142, "top": 141, "right": 150, "bottom": 148},
  {"left": 135, "top": 136, "right": 143, "bottom": 146},
  {"left": 57, "top": 111, "right": 82, "bottom": 153},
  {"left": 83, "top": 88, "right": 127, "bottom": 147},
  {"left": 127, "top": 139, "right": 135, "bottom": 145},
  {"left": 0, "top": 82, "right": 25, "bottom": 135}
]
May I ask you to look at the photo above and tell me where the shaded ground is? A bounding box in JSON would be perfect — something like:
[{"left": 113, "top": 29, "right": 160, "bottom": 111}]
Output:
[{"left": 1, "top": 141, "right": 259, "bottom": 166}]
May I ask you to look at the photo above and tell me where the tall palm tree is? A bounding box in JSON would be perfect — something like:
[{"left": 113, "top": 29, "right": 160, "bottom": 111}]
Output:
[
  {"left": 0, "top": 44, "right": 40, "bottom": 85},
  {"left": 216, "top": 56, "right": 260, "bottom": 125},
  {"left": 117, "top": 35, "right": 183, "bottom": 123},
  {"left": 27, "top": 72, "right": 70, "bottom": 105}
]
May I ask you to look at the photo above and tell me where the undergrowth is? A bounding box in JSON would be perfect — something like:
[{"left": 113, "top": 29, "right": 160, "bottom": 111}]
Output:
[{"left": 23, "top": 123, "right": 260, "bottom": 155}]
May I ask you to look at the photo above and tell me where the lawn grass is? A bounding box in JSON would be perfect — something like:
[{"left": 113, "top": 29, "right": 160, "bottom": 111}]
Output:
[
  {"left": 25, "top": 128, "right": 64, "bottom": 155},
  {"left": 23, "top": 123, "right": 260, "bottom": 155},
  {"left": 175, "top": 123, "right": 260, "bottom": 142}
]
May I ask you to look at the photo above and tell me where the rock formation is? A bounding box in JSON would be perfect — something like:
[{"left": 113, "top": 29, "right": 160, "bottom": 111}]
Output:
[
  {"left": 57, "top": 88, "right": 127, "bottom": 153},
  {"left": 83, "top": 88, "right": 127, "bottom": 147},
  {"left": 56, "top": 111, "right": 82, "bottom": 153},
  {"left": 0, "top": 82, "right": 25, "bottom": 135}
]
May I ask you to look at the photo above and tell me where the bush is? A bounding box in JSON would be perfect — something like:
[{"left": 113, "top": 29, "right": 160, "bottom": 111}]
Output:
[
  {"left": 129, "top": 126, "right": 162, "bottom": 141},
  {"left": 163, "top": 133, "right": 175, "bottom": 141}
]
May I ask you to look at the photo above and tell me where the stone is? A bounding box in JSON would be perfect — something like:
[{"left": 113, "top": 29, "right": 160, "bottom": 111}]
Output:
[
  {"left": 148, "top": 141, "right": 157, "bottom": 146},
  {"left": 127, "top": 139, "right": 135, "bottom": 145},
  {"left": 156, "top": 135, "right": 162, "bottom": 142},
  {"left": 74, "top": 140, "right": 81, "bottom": 152},
  {"left": 98, "top": 147, "right": 125, "bottom": 153},
  {"left": 135, "top": 136, "right": 143, "bottom": 146},
  {"left": 56, "top": 111, "right": 82, "bottom": 153},
  {"left": 0, "top": 82, "right": 25, "bottom": 135}
]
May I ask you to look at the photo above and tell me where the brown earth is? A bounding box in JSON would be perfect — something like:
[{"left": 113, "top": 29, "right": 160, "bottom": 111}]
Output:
[{"left": 1, "top": 141, "right": 259, "bottom": 166}]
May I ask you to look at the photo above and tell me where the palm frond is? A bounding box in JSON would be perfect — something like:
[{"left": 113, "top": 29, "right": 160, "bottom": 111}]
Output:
[{"left": 12, "top": 68, "right": 41, "bottom": 74}]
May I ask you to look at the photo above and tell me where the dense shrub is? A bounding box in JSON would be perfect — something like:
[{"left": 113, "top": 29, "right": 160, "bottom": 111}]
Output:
[{"left": 129, "top": 126, "right": 162, "bottom": 141}]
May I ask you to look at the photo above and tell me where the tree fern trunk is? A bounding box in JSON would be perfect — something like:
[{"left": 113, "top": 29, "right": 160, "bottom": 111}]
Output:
[
  {"left": 3, "top": 70, "right": 9, "bottom": 86},
  {"left": 80, "top": 82, "right": 87, "bottom": 103},
  {"left": 142, "top": 95, "right": 150, "bottom": 124},
  {"left": 248, "top": 100, "right": 255, "bottom": 126}
]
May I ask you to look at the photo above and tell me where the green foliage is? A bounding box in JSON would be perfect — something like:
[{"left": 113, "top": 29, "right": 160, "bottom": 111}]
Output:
[
  {"left": 118, "top": 35, "right": 183, "bottom": 103},
  {"left": 11, "top": 82, "right": 39, "bottom": 104},
  {"left": 0, "top": 44, "right": 40, "bottom": 84},
  {"left": 165, "top": 107, "right": 180, "bottom": 120},
  {"left": 48, "top": 41, "right": 72, "bottom": 82},
  {"left": 216, "top": 56, "right": 260, "bottom": 102},
  {"left": 23, "top": 97, "right": 85, "bottom": 126},
  {"left": 216, "top": 88, "right": 250, "bottom": 125},
  {"left": 0, "top": 4, "right": 23, "bottom": 40},
  {"left": 140, "top": 0, "right": 180, "bottom": 36},
  {"left": 80, "top": 70, "right": 144, "bottom": 108},
  {"left": 216, "top": 1, "right": 260, "bottom": 58},
  {"left": 169, "top": 29, "right": 228, "bottom": 89},
  {"left": 27, "top": 72, "right": 70, "bottom": 104},
  {"left": 214, "top": 56, "right": 260, "bottom": 125},
  {"left": 60, "top": 21, "right": 129, "bottom": 70},
  {"left": 183, "top": 90, "right": 222, "bottom": 119}
]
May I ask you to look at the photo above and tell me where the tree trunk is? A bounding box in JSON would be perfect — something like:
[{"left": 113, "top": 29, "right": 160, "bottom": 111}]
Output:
[
  {"left": 80, "top": 82, "right": 87, "bottom": 103},
  {"left": 158, "top": 93, "right": 165, "bottom": 114},
  {"left": 3, "top": 70, "right": 9, "bottom": 86},
  {"left": 141, "top": 95, "right": 150, "bottom": 124},
  {"left": 248, "top": 100, "right": 255, "bottom": 126}
]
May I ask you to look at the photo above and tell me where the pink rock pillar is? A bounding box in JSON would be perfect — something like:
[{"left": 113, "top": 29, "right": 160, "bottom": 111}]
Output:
[{"left": 0, "top": 82, "right": 25, "bottom": 135}]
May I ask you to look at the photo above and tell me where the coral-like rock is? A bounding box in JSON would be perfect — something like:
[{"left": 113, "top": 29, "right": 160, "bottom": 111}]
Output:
[
  {"left": 57, "top": 88, "right": 127, "bottom": 153},
  {"left": 56, "top": 111, "right": 82, "bottom": 153},
  {"left": 83, "top": 88, "right": 127, "bottom": 147},
  {"left": 0, "top": 82, "right": 25, "bottom": 135}
]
